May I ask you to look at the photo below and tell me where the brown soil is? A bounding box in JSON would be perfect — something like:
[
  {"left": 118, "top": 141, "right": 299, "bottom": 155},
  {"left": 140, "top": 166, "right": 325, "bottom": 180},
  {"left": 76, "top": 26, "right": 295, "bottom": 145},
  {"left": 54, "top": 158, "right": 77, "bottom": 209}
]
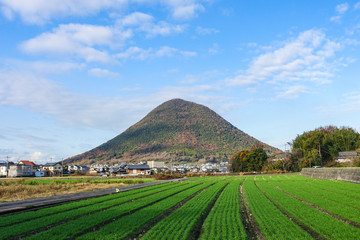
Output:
[{"left": 0, "top": 183, "right": 126, "bottom": 202}]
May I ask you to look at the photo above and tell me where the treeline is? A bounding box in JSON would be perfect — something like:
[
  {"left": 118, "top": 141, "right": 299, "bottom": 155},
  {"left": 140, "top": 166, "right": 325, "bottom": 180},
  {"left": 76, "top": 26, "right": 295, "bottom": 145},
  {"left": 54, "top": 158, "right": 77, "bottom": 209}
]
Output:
[
  {"left": 289, "top": 126, "right": 360, "bottom": 170},
  {"left": 230, "top": 126, "right": 360, "bottom": 173}
]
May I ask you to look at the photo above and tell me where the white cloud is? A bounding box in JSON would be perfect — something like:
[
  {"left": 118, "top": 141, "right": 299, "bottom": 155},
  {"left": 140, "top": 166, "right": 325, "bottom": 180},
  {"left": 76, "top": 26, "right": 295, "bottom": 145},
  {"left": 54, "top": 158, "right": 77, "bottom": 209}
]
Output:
[
  {"left": 117, "top": 12, "right": 186, "bottom": 38},
  {"left": 331, "top": 2, "right": 350, "bottom": 22},
  {"left": 335, "top": 2, "right": 349, "bottom": 14},
  {"left": 89, "top": 68, "right": 120, "bottom": 78},
  {"left": 3, "top": 59, "right": 84, "bottom": 75},
  {"left": 21, "top": 23, "right": 132, "bottom": 63},
  {"left": 120, "top": 12, "right": 154, "bottom": 26},
  {"left": 330, "top": 15, "right": 342, "bottom": 23},
  {"left": 0, "top": 0, "right": 127, "bottom": 24},
  {"left": 162, "top": 0, "right": 205, "bottom": 19},
  {"left": 116, "top": 46, "right": 196, "bottom": 60},
  {"left": 0, "top": 0, "right": 206, "bottom": 24},
  {"left": 196, "top": 26, "right": 219, "bottom": 35},
  {"left": 208, "top": 43, "right": 220, "bottom": 55},
  {"left": 276, "top": 85, "right": 307, "bottom": 99},
  {"left": 226, "top": 30, "right": 341, "bottom": 88},
  {"left": 30, "top": 152, "right": 43, "bottom": 162},
  {"left": 355, "top": 2, "right": 360, "bottom": 10},
  {"left": 0, "top": 70, "right": 220, "bottom": 131}
]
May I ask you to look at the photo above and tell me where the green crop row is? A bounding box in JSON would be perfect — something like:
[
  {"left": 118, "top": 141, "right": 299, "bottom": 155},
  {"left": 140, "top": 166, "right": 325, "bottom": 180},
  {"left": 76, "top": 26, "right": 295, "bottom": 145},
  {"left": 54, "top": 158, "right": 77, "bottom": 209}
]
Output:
[
  {"left": 24, "top": 182, "right": 200, "bottom": 240},
  {"left": 255, "top": 177, "right": 360, "bottom": 239},
  {"left": 77, "top": 181, "right": 214, "bottom": 239},
  {"left": 0, "top": 182, "right": 176, "bottom": 227},
  {"left": 284, "top": 175, "right": 360, "bottom": 199},
  {"left": 0, "top": 182, "right": 185, "bottom": 239},
  {"left": 199, "top": 177, "right": 247, "bottom": 240},
  {"left": 263, "top": 175, "right": 360, "bottom": 224},
  {"left": 269, "top": 176, "right": 360, "bottom": 209},
  {"left": 141, "top": 180, "right": 228, "bottom": 240},
  {"left": 243, "top": 177, "right": 312, "bottom": 240}
]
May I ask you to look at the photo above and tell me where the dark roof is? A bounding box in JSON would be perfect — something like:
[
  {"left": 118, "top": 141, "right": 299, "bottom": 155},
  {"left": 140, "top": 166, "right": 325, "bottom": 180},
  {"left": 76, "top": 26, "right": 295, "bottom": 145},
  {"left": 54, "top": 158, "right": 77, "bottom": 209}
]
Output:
[
  {"left": 128, "top": 164, "right": 150, "bottom": 170},
  {"left": 44, "top": 163, "right": 60, "bottom": 166}
]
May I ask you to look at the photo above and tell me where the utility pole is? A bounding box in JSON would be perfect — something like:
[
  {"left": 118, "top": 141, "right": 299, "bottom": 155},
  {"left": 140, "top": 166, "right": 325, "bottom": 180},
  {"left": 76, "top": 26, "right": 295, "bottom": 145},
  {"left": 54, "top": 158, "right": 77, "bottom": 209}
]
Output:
[
  {"left": 61, "top": 158, "right": 64, "bottom": 177},
  {"left": 6, "top": 156, "right": 9, "bottom": 178}
]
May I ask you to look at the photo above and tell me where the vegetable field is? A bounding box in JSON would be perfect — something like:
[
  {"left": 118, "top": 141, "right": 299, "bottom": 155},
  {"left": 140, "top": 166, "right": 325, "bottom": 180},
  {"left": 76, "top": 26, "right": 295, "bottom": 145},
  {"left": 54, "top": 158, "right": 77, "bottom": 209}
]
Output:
[{"left": 1, "top": 175, "right": 359, "bottom": 239}]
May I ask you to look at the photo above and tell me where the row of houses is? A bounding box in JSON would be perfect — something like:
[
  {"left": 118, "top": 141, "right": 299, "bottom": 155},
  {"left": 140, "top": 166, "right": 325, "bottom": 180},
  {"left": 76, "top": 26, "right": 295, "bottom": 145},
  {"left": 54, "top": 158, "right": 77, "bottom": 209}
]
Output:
[
  {"left": 0, "top": 161, "right": 66, "bottom": 177},
  {"left": 0, "top": 159, "right": 230, "bottom": 177}
]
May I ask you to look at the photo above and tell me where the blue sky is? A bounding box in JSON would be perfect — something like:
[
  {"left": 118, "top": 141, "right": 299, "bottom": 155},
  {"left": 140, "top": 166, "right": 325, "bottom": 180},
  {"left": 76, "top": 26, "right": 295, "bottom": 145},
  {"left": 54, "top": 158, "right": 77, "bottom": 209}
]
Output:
[{"left": 1, "top": 0, "right": 360, "bottom": 163}]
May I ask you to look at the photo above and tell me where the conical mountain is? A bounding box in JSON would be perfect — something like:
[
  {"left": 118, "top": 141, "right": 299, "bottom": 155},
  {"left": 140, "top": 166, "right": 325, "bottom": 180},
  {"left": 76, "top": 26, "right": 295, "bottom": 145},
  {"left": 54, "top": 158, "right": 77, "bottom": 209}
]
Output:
[{"left": 66, "top": 99, "right": 279, "bottom": 165}]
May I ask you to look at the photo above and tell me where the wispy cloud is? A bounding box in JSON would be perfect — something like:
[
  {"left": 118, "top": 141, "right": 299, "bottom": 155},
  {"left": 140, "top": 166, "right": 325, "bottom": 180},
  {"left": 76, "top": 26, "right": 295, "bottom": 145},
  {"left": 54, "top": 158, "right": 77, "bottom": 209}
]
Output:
[
  {"left": 226, "top": 30, "right": 341, "bottom": 92},
  {"left": 331, "top": 2, "right": 350, "bottom": 23},
  {"left": 276, "top": 85, "right": 307, "bottom": 99},
  {"left": 196, "top": 26, "right": 219, "bottom": 35},
  {"left": 88, "top": 68, "right": 121, "bottom": 78},
  {"left": 0, "top": 70, "right": 222, "bottom": 131},
  {"left": 0, "top": 0, "right": 206, "bottom": 24},
  {"left": 116, "top": 46, "right": 196, "bottom": 60},
  {"left": 336, "top": 2, "right": 349, "bottom": 14},
  {"left": 118, "top": 12, "right": 186, "bottom": 38},
  {"left": 0, "top": 0, "right": 126, "bottom": 24}
]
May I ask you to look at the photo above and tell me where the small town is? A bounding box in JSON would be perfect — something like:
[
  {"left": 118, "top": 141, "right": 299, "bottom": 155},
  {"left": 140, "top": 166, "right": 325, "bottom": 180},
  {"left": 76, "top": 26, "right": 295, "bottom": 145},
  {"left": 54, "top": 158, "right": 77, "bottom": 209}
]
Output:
[
  {"left": 0, "top": 159, "right": 232, "bottom": 178},
  {"left": 1, "top": 150, "right": 359, "bottom": 178}
]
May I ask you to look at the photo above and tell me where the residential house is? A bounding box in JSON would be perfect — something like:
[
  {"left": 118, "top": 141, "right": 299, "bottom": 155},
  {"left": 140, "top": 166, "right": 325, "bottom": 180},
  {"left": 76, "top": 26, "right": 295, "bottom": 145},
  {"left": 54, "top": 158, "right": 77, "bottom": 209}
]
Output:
[
  {"left": 128, "top": 164, "right": 151, "bottom": 175},
  {"left": 18, "top": 160, "right": 37, "bottom": 171},
  {"left": 336, "top": 151, "right": 360, "bottom": 163},
  {"left": 0, "top": 162, "right": 7, "bottom": 177},
  {"left": 42, "top": 163, "right": 63, "bottom": 176},
  {"left": 8, "top": 164, "right": 33, "bottom": 177},
  {"left": 147, "top": 161, "right": 165, "bottom": 168}
]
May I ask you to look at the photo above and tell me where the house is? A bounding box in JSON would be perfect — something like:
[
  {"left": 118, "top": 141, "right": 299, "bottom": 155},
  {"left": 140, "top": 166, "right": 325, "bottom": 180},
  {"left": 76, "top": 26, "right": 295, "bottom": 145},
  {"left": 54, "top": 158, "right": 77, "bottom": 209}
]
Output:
[
  {"left": 128, "top": 164, "right": 151, "bottom": 175},
  {"left": 0, "top": 162, "right": 7, "bottom": 177},
  {"left": 8, "top": 164, "right": 33, "bottom": 177},
  {"left": 147, "top": 161, "right": 165, "bottom": 168},
  {"left": 41, "top": 163, "right": 63, "bottom": 176},
  {"left": 336, "top": 151, "right": 360, "bottom": 163},
  {"left": 18, "top": 160, "right": 37, "bottom": 171}
]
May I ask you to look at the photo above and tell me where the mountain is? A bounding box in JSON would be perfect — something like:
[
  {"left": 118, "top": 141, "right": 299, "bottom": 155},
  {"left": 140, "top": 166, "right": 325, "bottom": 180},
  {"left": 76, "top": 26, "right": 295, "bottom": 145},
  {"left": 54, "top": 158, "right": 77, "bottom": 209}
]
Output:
[{"left": 65, "top": 99, "right": 280, "bottom": 165}]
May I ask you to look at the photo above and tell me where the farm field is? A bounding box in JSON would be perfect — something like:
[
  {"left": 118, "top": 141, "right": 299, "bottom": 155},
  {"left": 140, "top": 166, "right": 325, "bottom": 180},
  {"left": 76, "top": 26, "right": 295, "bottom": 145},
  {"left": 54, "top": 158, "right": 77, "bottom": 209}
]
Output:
[
  {"left": 0, "top": 177, "right": 156, "bottom": 202},
  {"left": 1, "top": 175, "right": 359, "bottom": 239}
]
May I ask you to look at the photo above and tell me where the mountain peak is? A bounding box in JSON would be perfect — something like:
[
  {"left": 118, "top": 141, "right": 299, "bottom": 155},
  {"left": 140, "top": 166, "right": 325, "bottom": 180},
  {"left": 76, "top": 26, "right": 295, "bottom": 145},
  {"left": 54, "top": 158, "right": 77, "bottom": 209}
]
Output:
[{"left": 66, "top": 99, "right": 278, "bottom": 165}]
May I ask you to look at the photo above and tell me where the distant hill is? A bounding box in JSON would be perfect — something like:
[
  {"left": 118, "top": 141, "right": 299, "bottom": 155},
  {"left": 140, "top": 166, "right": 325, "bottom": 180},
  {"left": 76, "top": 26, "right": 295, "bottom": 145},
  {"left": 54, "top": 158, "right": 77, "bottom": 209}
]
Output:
[{"left": 65, "top": 99, "right": 280, "bottom": 165}]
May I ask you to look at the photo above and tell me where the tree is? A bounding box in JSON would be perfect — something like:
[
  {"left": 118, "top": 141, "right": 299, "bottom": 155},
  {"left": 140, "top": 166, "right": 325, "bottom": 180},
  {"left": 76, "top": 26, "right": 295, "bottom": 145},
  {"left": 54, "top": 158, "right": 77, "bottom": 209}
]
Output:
[
  {"left": 231, "top": 148, "right": 267, "bottom": 172},
  {"left": 290, "top": 126, "right": 360, "bottom": 170}
]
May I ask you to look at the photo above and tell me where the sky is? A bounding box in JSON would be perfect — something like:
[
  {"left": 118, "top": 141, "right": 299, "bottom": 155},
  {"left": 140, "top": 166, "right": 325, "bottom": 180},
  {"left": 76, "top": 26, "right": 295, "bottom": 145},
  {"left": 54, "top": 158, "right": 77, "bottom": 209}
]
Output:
[{"left": 1, "top": 0, "right": 360, "bottom": 164}]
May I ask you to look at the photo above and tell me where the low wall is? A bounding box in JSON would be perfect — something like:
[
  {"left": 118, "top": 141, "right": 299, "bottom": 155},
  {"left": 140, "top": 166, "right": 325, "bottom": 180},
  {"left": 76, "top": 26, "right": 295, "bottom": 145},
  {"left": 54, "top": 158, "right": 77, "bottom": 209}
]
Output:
[{"left": 301, "top": 168, "right": 360, "bottom": 183}]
